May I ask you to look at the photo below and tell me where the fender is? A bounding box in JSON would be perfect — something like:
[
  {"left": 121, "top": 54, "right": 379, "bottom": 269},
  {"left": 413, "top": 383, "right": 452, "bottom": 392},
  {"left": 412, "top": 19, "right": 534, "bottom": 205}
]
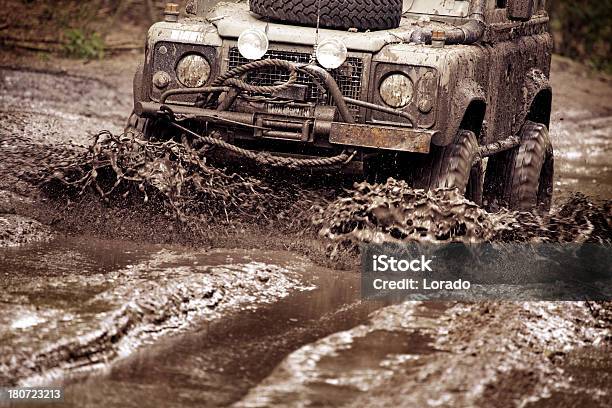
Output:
[
  {"left": 433, "top": 79, "right": 486, "bottom": 146},
  {"left": 132, "top": 62, "right": 148, "bottom": 108},
  {"left": 515, "top": 68, "right": 552, "bottom": 133}
]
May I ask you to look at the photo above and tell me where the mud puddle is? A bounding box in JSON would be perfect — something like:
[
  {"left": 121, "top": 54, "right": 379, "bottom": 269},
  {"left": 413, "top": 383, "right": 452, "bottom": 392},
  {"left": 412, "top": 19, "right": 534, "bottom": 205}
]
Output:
[
  {"left": 0, "top": 237, "right": 325, "bottom": 389},
  {"left": 53, "top": 258, "right": 402, "bottom": 408},
  {"left": 1, "top": 234, "right": 415, "bottom": 408}
]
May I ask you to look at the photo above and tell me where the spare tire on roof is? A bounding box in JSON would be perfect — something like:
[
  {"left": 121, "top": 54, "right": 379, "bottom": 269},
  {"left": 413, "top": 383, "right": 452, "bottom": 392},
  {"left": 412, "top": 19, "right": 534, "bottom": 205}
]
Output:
[{"left": 249, "top": 0, "right": 403, "bottom": 31}]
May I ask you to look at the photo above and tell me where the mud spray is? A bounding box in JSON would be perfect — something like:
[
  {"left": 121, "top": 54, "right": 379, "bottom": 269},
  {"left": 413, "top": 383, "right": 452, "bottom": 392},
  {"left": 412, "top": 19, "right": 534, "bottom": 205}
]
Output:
[
  {"left": 33, "top": 130, "right": 610, "bottom": 247},
  {"left": 2, "top": 130, "right": 611, "bottom": 405}
]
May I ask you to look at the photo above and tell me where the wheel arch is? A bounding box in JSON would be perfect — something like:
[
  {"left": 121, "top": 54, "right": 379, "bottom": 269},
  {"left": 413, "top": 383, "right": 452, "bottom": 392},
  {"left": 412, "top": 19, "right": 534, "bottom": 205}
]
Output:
[
  {"left": 526, "top": 88, "right": 552, "bottom": 128},
  {"left": 520, "top": 69, "right": 552, "bottom": 131},
  {"left": 434, "top": 79, "right": 486, "bottom": 146},
  {"left": 459, "top": 100, "right": 487, "bottom": 142}
]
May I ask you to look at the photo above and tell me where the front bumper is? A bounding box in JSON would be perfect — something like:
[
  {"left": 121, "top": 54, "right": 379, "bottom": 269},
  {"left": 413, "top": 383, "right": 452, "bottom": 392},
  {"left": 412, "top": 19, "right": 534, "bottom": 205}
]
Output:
[{"left": 136, "top": 101, "right": 434, "bottom": 154}]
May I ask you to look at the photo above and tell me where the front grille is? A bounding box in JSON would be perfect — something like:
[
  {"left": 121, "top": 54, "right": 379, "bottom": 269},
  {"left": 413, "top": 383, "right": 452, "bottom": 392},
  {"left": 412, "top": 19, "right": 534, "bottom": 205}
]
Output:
[{"left": 228, "top": 47, "right": 364, "bottom": 121}]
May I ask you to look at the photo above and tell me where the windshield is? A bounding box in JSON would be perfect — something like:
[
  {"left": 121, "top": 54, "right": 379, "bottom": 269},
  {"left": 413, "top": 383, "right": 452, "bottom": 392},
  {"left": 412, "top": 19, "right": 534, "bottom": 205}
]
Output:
[{"left": 403, "top": 0, "right": 471, "bottom": 18}]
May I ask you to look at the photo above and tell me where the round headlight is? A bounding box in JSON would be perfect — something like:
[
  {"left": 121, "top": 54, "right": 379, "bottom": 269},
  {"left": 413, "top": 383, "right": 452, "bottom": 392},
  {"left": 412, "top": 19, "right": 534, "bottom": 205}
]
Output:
[
  {"left": 316, "top": 38, "right": 348, "bottom": 69},
  {"left": 176, "top": 54, "right": 211, "bottom": 88},
  {"left": 238, "top": 29, "right": 269, "bottom": 60},
  {"left": 379, "top": 73, "right": 414, "bottom": 108}
]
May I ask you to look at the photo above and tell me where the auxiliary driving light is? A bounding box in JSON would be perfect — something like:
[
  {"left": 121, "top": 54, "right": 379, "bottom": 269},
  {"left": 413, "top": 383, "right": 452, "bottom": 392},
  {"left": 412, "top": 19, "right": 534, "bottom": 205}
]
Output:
[
  {"left": 316, "top": 38, "right": 348, "bottom": 69},
  {"left": 237, "top": 29, "right": 269, "bottom": 60},
  {"left": 379, "top": 73, "right": 414, "bottom": 108},
  {"left": 176, "top": 54, "right": 211, "bottom": 88}
]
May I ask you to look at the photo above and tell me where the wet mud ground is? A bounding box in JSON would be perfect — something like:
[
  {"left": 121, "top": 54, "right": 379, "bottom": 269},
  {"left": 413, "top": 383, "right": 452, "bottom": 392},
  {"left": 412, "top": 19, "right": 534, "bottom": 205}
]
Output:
[{"left": 0, "top": 52, "right": 611, "bottom": 407}]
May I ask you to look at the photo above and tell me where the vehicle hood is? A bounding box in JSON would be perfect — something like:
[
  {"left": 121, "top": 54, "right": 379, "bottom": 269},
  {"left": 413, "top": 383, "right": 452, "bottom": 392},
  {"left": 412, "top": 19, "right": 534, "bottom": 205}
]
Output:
[{"left": 209, "top": 1, "right": 451, "bottom": 53}]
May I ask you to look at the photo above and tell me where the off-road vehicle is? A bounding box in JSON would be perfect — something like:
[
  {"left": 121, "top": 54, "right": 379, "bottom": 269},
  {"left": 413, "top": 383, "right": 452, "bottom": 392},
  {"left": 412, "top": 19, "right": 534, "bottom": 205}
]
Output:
[{"left": 127, "top": 0, "right": 554, "bottom": 211}]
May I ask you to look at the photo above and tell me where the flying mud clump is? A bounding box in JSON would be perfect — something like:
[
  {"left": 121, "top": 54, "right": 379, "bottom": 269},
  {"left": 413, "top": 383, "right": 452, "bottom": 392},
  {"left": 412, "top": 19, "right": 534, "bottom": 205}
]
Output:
[
  {"left": 44, "top": 130, "right": 274, "bottom": 222},
  {"left": 41, "top": 133, "right": 610, "bottom": 249},
  {"left": 313, "top": 178, "right": 611, "bottom": 252}
]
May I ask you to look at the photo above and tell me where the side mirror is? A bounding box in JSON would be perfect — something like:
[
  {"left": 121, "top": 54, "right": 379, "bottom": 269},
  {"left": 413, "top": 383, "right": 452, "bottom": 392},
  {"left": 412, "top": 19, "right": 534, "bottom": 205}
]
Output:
[{"left": 507, "top": 0, "right": 533, "bottom": 21}]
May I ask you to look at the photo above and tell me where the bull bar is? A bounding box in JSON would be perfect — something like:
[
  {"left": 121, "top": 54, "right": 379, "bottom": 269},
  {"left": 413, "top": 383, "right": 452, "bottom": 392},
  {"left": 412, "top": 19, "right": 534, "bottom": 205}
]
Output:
[{"left": 136, "top": 59, "right": 436, "bottom": 166}]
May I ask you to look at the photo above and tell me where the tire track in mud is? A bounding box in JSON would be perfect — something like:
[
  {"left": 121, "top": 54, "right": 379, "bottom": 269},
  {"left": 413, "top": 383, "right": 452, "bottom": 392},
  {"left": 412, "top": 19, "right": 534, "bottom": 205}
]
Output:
[
  {"left": 235, "top": 301, "right": 611, "bottom": 408},
  {"left": 0, "top": 242, "right": 311, "bottom": 387}
]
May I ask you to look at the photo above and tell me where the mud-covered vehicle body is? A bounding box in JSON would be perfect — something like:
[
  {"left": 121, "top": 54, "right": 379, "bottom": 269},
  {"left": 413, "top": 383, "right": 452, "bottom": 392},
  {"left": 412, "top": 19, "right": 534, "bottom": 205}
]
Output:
[{"left": 129, "top": 0, "right": 554, "bottom": 211}]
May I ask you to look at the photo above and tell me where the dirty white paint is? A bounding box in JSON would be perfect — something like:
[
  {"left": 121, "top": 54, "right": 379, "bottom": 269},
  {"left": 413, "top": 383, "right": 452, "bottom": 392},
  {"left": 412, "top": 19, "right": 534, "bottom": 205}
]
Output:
[{"left": 170, "top": 30, "right": 202, "bottom": 43}]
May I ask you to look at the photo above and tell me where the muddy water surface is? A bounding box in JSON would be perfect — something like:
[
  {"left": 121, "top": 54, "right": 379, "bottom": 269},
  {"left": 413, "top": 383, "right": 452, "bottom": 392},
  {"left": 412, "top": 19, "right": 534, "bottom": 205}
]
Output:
[
  {"left": 0, "top": 237, "right": 318, "bottom": 383},
  {"left": 58, "top": 255, "right": 394, "bottom": 407},
  {"left": 1, "top": 235, "right": 405, "bottom": 407}
]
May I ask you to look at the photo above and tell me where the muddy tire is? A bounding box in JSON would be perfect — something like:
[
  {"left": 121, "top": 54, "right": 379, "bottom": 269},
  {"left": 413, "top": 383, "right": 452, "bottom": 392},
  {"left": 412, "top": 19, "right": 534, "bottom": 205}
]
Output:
[
  {"left": 484, "top": 121, "right": 554, "bottom": 212},
  {"left": 465, "top": 161, "right": 484, "bottom": 206},
  {"left": 249, "top": 0, "right": 402, "bottom": 31},
  {"left": 408, "top": 129, "right": 482, "bottom": 203},
  {"left": 366, "top": 129, "right": 483, "bottom": 203},
  {"left": 125, "top": 111, "right": 149, "bottom": 138},
  {"left": 428, "top": 130, "right": 482, "bottom": 194}
]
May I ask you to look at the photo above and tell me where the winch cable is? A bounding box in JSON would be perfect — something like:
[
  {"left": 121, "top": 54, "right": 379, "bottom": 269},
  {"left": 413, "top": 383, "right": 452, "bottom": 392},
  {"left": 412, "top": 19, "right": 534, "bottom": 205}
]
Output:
[
  {"left": 159, "top": 106, "right": 356, "bottom": 169},
  {"left": 198, "top": 59, "right": 301, "bottom": 108},
  {"left": 197, "top": 59, "right": 353, "bottom": 124},
  {"left": 160, "top": 59, "right": 357, "bottom": 168}
]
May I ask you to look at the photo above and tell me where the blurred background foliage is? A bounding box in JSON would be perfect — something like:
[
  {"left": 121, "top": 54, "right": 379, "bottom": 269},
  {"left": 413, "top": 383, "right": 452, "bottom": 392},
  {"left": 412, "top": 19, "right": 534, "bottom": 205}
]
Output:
[
  {"left": 547, "top": 0, "right": 612, "bottom": 72},
  {"left": 0, "top": 0, "right": 177, "bottom": 58},
  {"left": 0, "top": 0, "right": 610, "bottom": 72}
]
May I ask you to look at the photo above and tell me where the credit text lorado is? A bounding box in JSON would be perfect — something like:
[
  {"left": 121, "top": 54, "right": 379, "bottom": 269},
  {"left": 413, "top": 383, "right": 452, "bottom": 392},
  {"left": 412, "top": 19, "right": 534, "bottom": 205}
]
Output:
[{"left": 370, "top": 255, "right": 471, "bottom": 291}]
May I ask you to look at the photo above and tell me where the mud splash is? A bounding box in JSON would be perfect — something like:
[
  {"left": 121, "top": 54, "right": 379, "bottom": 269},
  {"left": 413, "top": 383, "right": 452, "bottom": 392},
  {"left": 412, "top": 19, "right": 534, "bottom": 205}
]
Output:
[
  {"left": 313, "top": 178, "right": 611, "bottom": 252},
  {"left": 43, "top": 130, "right": 274, "bottom": 222},
  {"left": 36, "top": 132, "right": 611, "bottom": 248},
  {"left": 37, "top": 129, "right": 332, "bottom": 229}
]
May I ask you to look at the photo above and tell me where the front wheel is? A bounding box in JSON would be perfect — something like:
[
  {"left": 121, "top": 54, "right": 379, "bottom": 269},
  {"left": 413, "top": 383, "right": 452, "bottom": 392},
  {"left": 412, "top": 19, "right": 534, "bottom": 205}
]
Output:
[
  {"left": 427, "top": 129, "right": 482, "bottom": 197},
  {"left": 407, "top": 129, "right": 483, "bottom": 204},
  {"left": 484, "top": 121, "right": 554, "bottom": 212},
  {"left": 365, "top": 129, "right": 483, "bottom": 204}
]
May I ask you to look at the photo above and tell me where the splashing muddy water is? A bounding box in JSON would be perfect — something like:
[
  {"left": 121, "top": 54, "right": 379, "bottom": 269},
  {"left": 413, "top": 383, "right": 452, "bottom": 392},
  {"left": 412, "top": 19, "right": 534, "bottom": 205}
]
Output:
[
  {"left": 6, "top": 154, "right": 606, "bottom": 407},
  {"left": 313, "top": 178, "right": 611, "bottom": 249},
  {"left": 30, "top": 127, "right": 611, "bottom": 252}
]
